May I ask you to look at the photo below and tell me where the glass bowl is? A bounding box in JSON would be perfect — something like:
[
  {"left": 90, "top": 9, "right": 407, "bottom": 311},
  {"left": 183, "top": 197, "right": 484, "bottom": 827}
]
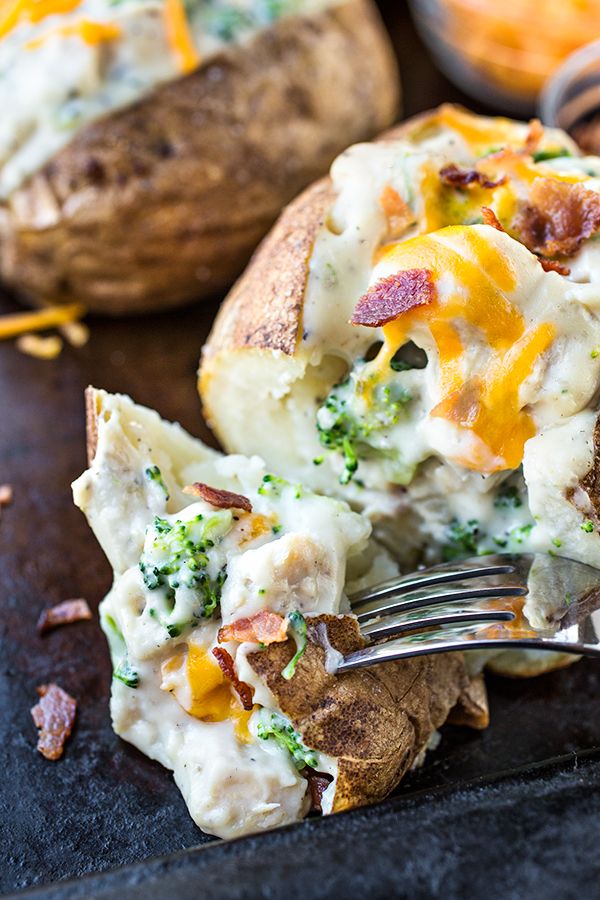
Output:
[{"left": 408, "top": 0, "right": 600, "bottom": 116}]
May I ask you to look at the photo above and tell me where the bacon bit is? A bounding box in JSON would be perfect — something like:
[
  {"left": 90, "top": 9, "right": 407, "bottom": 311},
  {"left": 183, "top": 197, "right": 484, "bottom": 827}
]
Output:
[
  {"left": 211, "top": 647, "right": 254, "bottom": 711},
  {"left": 37, "top": 598, "right": 92, "bottom": 635},
  {"left": 514, "top": 179, "right": 600, "bottom": 258},
  {"left": 0, "top": 484, "right": 12, "bottom": 506},
  {"left": 351, "top": 269, "right": 436, "bottom": 328},
  {"left": 183, "top": 482, "right": 252, "bottom": 513},
  {"left": 524, "top": 118, "right": 544, "bottom": 155},
  {"left": 16, "top": 333, "right": 63, "bottom": 360},
  {"left": 31, "top": 683, "right": 77, "bottom": 760},
  {"left": 379, "top": 185, "right": 416, "bottom": 240},
  {"left": 304, "top": 769, "right": 333, "bottom": 813},
  {"left": 439, "top": 164, "right": 506, "bottom": 190},
  {"left": 218, "top": 609, "right": 288, "bottom": 646},
  {"left": 481, "top": 206, "right": 505, "bottom": 232},
  {"left": 539, "top": 258, "right": 571, "bottom": 276}
]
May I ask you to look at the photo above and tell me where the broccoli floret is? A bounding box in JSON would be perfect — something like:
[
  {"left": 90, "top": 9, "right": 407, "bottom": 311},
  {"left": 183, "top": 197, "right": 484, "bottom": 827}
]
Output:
[
  {"left": 103, "top": 614, "right": 139, "bottom": 689},
  {"left": 256, "top": 712, "right": 318, "bottom": 770},
  {"left": 316, "top": 367, "right": 412, "bottom": 484},
  {"left": 139, "top": 511, "right": 231, "bottom": 636},
  {"left": 144, "top": 464, "right": 169, "bottom": 500},
  {"left": 532, "top": 148, "right": 572, "bottom": 163},
  {"left": 494, "top": 483, "right": 523, "bottom": 509},
  {"left": 442, "top": 519, "right": 480, "bottom": 561}
]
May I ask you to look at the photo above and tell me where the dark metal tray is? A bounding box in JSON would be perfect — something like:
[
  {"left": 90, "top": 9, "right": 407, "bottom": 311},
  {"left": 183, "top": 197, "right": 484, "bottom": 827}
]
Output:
[{"left": 2, "top": 4, "right": 600, "bottom": 897}]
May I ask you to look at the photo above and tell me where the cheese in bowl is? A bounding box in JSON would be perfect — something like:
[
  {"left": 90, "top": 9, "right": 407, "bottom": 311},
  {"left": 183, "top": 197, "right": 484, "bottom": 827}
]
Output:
[
  {"left": 201, "top": 106, "right": 600, "bottom": 634},
  {"left": 73, "top": 388, "right": 479, "bottom": 837}
]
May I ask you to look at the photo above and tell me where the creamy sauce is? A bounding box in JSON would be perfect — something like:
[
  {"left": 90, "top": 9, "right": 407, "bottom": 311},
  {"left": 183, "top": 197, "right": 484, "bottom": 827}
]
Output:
[
  {"left": 72, "top": 389, "right": 381, "bottom": 838},
  {"left": 0, "top": 0, "right": 337, "bottom": 197},
  {"left": 259, "top": 109, "right": 600, "bottom": 568}
]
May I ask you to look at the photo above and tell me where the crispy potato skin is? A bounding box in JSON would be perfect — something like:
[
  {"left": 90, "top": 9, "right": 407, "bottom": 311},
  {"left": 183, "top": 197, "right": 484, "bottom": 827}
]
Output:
[
  {"left": 201, "top": 112, "right": 432, "bottom": 364},
  {"left": 248, "top": 615, "right": 471, "bottom": 811},
  {"left": 0, "top": 0, "right": 399, "bottom": 315}
]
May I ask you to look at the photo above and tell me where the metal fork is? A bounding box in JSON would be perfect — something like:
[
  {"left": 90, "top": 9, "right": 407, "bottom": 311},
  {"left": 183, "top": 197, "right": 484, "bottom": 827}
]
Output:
[{"left": 338, "top": 553, "right": 600, "bottom": 672}]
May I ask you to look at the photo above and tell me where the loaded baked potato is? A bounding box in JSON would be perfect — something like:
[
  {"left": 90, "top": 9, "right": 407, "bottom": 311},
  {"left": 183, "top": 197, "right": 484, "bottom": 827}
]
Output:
[
  {"left": 0, "top": 0, "right": 399, "bottom": 314},
  {"left": 73, "top": 388, "right": 484, "bottom": 837},
  {"left": 201, "top": 105, "right": 600, "bottom": 675}
]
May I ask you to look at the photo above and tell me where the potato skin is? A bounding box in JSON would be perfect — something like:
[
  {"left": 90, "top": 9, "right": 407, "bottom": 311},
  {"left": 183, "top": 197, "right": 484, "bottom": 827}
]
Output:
[
  {"left": 248, "top": 614, "right": 474, "bottom": 811},
  {"left": 0, "top": 0, "right": 399, "bottom": 315}
]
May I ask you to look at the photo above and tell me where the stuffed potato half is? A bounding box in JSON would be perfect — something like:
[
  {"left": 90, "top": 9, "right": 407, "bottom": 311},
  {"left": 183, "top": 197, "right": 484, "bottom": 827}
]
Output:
[
  {"left": 0, "top": 0, "right": 399, "bottom": 314},
  {"left": 73, "top": 388, "right": 483, "bottom": 837},
  {"left": 201, "top": 106, "right": 600, "bottom": 675}
]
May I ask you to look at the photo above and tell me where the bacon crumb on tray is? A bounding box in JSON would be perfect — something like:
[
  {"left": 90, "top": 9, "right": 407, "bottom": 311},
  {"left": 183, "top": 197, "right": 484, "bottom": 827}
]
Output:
[
  {"left": 218, "top": 609, "right": 288, "bottom": 645},
  {"left": 183, "top": 482, "right": 252, "bottom": 512},
  {"left": 37, "top": 598, "right": 92, "bottom": 635},
  {"left": 31, "top": 683, "right": 77, "bottom": 760},
  {"left": 212, "top": 646, "right": 254, "bottom": 710},
  {"left": 351, "top": 269, "right": 436, "bottom": 328}
]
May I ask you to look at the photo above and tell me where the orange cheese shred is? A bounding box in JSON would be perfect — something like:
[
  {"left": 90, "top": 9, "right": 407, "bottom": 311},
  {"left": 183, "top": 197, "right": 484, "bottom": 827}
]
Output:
[
  {"left": 25, "top": 18, "right": 121, "bottom": 49},
  {"left": 374, "top": 227, "right": 556, "bottom": 473},
  {"left": 163, "top": 0, "right": 199, "bottom": 74}
]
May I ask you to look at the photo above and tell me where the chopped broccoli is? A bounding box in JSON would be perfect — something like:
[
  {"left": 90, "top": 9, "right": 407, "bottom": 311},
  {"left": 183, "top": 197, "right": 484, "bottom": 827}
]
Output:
[
  {"left": 257, "top": 712, "right": 318, "bottom": 770},
  {"left": 145, "top": 464, "right": 169, "bottom": 500},
  {"left": 532, "top": 148, "right": 572, "bottom": 163},
  {"left": 316, "top": 366, "right": 412, "bottom": 484},
  {"left": 494, "top": 483, "right": 522, "bottom": 509},
  {"left": 282, "top": 611, "right": 307, "bottom": 680},
  {"left": 442, "top": 519, "right": 480, "bottom": 561},
  {"left": 139, "top": 511, "right": 231, "bottom": 636},
  {"left": 581, "top": 521, "right": 595, "bottom": 533},
  {"left": 103, "top": 614, "right": 139, "bottom": 689}
]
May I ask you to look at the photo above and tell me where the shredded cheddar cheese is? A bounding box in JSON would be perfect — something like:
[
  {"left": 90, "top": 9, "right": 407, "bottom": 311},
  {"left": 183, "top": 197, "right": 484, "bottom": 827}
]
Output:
[
  {"left": 16, "top": 332, "right": 63, "bottom": 359},
  {"left": 377, "top": 227, "right": 556, "bottom": 473},
  {"left": 163, "top": 0, "right": 199, "bottom": 74},
  {"left": 0, "top": 303, "right": 85, "bottom": 340},
  {"left": 161, "top": 645, "right": 253, "bottom": 744},
  {"left": 25, "top": 17, "right": 121, "bottom": 49},
  {"left": 0, "top": 0, "right": 81, "bottom": 39}
]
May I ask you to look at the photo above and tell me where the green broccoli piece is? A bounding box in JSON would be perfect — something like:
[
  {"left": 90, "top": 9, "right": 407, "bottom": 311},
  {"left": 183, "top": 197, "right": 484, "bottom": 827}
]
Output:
[
  {"left": 256, "top": 712, "right": 318, "bottom": 770},
  {"left": 103, "top": 614, "right": 139, "bottom": 689},
  {"left": 282, "top": 611, "right": 307, "bottom": 680},
  {"left": 144, "top": 465, "right": 170, "bottom": 500}
]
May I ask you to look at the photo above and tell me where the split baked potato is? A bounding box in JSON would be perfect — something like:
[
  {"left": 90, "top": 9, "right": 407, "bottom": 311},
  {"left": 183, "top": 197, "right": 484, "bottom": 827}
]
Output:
[
  {"left": 73, "top": 388, "right": 485, "bottom": 837},
  {"left": 200, "top": 105, "right": 600, "bottom": 676},
  {"left": 0, "top": 0, "right": 399, "bottom": 315}
]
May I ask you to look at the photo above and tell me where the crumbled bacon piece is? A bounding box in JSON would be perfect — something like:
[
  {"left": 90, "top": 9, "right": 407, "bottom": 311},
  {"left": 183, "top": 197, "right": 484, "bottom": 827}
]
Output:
[
  {"left": 539, "top": 258, "right": 571, "bottom": 276},
  {"left": 524, "top": 118, "right": 544, "bottom": 155},
  {"left": 212, "top": 646, "right": 254, "bottom": 710},
  {"left": 439, "top": 164, "right": 506, "bottom": 190},
  {"left": 513, "top": 179, "right": 600, "bottom": 258},
  {"left": 218, "top": 609, "right": 288, "bottom": 646},
  {"left": 481, "top": 206, "right": 505, "bottom": 232},
  {"left": 183, "top": 482, "right": 252, "bottom": 513},
  {"left": 0, "top": 483, "right": 13, "bottom": 507},
  {"left": 37, "top": 599, "right": 92, "bottom": 635},
  {"left": 379, "top": 185, "right": 415, "bottom": 239},
  {"left": 351, "top": 269, "right": 436, "bottom": 328},
  {"left": 304, "top": 769, "right": 334, "bottom": 813},
  {"left": 31, "top": 683, "right": 77, "bottom": 760}
]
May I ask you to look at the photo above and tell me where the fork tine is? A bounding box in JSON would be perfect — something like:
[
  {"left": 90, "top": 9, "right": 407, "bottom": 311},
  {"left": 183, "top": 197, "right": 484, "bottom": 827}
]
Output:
[
  {"left": 360, "top": 603, "right": 515, "bottom": 639},
  {"left": 337, "top": 624, "right": 567, "bottom": 673},
  {"left": 353, "top": 577, "right": 527, "bottom": 622},
  {"left": 349, "top": 560, "right": 518, "bottom": 605}
]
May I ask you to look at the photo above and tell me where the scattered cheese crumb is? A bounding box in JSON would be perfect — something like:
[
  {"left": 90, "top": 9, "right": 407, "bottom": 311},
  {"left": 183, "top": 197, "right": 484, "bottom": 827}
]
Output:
[
  {"left": 16, "top": 333, "right": 63, "bottom": 360},
  {"left": 0, "top": 303, "right": 84, "bottom": 340},
  {"left": 60, "top": 320, "right": 90, "bottom": 348}
]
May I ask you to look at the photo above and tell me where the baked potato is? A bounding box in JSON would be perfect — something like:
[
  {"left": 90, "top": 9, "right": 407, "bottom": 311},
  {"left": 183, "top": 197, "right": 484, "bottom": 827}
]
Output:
[
  {"left": 200, "top": 105, "right": 600, "bottom": 676},
  {"left": 0, "top": 0, "right": 399, "bottom": 315},
  {"left": 73, "top": 387, "right": 484, "bottom": 837}
]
